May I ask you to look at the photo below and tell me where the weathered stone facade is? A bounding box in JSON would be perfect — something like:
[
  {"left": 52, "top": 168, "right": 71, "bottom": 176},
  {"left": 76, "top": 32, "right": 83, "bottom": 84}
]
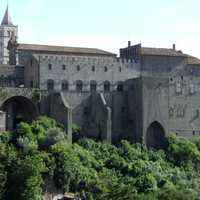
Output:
[{"left": 0, "top": 7, "right": 200, "bottom": 147}]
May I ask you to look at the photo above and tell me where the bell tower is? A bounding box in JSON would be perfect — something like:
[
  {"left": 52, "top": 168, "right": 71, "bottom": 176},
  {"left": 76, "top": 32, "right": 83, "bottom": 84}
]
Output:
[{"left": 0, "top": 5, "right": 18, "bottom": 64}]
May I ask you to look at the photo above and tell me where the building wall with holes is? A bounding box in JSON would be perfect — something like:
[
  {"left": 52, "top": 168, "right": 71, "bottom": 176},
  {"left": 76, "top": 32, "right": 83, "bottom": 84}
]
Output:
[
  {"left": 23, "top": 53, "right": 141, "bottom": 92},
  {"left": 168, "top": 64, "right": 200, "bottom": 137}
]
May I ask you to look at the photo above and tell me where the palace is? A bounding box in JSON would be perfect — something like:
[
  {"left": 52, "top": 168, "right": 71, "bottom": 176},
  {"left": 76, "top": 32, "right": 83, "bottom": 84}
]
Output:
[{"left": 0, "top": 6, "right": 200, "bottom": 148}]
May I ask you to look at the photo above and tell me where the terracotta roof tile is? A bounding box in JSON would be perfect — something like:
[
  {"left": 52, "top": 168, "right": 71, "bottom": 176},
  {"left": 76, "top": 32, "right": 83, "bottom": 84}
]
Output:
[
  {"left": 141, "top": 47, "right": 187, "bottom": 57},
  {"left": 17, "top": 43, "right": 116, "bottom": 56},
  {"left": 187, "top": 56, "right": 200, "bottom": 65}
]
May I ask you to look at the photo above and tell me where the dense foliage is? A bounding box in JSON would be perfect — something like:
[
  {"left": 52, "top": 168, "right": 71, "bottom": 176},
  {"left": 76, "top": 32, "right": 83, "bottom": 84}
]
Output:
[{"left": 1, "top": 117, "right": 200, "bottom": 199}]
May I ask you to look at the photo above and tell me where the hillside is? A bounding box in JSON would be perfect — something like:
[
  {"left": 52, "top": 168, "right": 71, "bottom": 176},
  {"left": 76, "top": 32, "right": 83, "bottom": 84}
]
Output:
[{"left": 0, "top": 117, "right": 200, "bottom": 200}]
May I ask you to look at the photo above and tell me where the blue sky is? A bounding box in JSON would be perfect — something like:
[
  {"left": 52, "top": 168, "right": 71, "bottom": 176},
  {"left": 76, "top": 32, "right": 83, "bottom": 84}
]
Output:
[{"left": 1, "top": 0, "right": 200, "bottom": 57}]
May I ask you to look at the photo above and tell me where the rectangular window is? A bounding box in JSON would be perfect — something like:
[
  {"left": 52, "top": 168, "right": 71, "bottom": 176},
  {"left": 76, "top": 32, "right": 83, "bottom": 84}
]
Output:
[
  {"left": 62, "top": 65, "right": 66, "bottom": 70},
  {"left": 48, "top": 64, "right": 52, "bottom": 70}
]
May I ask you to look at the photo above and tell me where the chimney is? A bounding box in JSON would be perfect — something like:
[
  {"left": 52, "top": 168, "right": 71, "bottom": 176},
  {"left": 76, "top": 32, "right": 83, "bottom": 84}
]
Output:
[
  {"left": 128, "top": 41, "right": 131, "bottom": 47},
  {"left": 172, "top": 44, "right": 176, "bottom": 50}
]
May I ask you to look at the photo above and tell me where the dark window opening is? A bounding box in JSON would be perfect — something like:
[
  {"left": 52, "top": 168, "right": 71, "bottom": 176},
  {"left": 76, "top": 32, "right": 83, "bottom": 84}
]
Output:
[
  {"left": 90, "top": 81, "right": 97, "bottom": 92},
  {"left": 47, "top": 79, "right": 54, "bottom": 91},
  {"left": 62, "top": 65, "right": 66, "bottom": 70},
  {"left": 121, "top": 107, "right": 126, "bottom": 113},
  {"left": 104, "top": 66, "right": 108, "bottom": 72},
  {"left": 76, "top": 80, "right": 83, "bottom": 92},
  {"left": 77, "top": 65, "right": 80, "bottom": 71},
  {"left": 62, "top": 81, "right": 69, "bottom": 91},
  {"left": 83, "top": 107, "right": 89, "bottom": 115},
  {"left": 104, "top": 81, "right": 110, "bottom": 92},
  {"left": 48, "top": 64, "right": 52, "bottom": 70},
  {"left": 92, "top": 65, "right": 95, "bottom": 72},
  {"left": 117, "top": 82, "right": 124, "bottom": 92},
  {"left": 119, "top": 67, "right": 122, "bottom": 72}
]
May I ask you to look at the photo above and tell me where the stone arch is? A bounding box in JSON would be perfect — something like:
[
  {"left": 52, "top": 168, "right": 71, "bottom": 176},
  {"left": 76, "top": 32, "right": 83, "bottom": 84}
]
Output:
[
  {"left": 1, "top": 96, "right": 38, "bottom": 130},
  {"left": 146, "top": 121, "right": 167, "bottom": 149}
]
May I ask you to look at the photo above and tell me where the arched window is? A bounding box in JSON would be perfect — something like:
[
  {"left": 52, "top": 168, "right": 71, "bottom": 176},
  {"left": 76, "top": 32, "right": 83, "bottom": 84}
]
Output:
[
  {"left": 119, "top": 67, "right": 122, "bottom": 72},
  {"left": 47, "top": 79, "right": 54, "bottom": 91},
  {"left": 61, "top": 80, "right": 69, "bottom": 91},
  {"left": 90, "top": 80, "right": 97, "bottom": 92},
  {"left": 104, "top": 66, "right": 108, "bottom": 72},
  {"left": 104, "top": 81, "right": 110, "bottom": 92},
  {"left": 76, "top": 80, "right": 83, "bottom": 92},
  {"left": 117, "top": 82, "right": 124, "bottom": 92}
]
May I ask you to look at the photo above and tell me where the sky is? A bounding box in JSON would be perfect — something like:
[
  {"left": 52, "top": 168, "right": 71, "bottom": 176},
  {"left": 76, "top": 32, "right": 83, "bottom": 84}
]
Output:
[{"left": 1, "top": 0, "right": 200, "bottom": 57}]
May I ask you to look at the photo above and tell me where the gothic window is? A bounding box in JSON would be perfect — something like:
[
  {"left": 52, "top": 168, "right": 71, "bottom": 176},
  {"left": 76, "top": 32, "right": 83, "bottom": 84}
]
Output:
[
  {"left": 48, "top": 64, "right": 52, "bottom": 70},
  {"left": 104, "top": 81, "right": 110, "bottom": 92},
  {"left": 77, "top": 65, "right": 80, "bottom": 71},
  {"left": 62, "top": 65, "right": 66, "bottom": 70},
  {"left": 92, "top": 65, "right": 95, "bottom": 72},
  {"left": 76, "top": 80, "right": 83, "bottom": 92},
  {"left": 104, "top": 66, "right": 108, "bottom": 72},
  {"left": 90, "top": 80, "right": 97, "bottom": 92},
  {"left": 117, "top": 82, "right": 124, "bottom": 92},
  {"left": 176, "top": 82, "right": 182, "bottom": 94},
  {"left": 47, "top": 79, "right": 54, "bottom": 91},
  {"left": 61, "top": 80, "right": 69, "bottom": 91}
]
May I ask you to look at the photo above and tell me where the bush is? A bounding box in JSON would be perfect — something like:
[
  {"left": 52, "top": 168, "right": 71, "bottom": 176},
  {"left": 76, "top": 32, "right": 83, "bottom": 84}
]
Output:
[{"left": 2, "top": 119, "right": 200, "bottom": 199}]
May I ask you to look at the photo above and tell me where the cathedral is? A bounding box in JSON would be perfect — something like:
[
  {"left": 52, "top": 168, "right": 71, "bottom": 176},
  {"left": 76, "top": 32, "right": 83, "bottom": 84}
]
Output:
[{"left": 0, "top": 6, "right": 200, "bottom": 148}]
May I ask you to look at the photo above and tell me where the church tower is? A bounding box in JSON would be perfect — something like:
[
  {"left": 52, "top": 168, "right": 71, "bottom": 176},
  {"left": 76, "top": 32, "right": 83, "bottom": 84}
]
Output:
[{"left": 0, "top": 6, "right": 18, "bottom": 64}]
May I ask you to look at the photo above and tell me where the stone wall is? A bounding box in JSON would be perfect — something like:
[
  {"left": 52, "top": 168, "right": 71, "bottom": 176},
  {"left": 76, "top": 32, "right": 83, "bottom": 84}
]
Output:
[
  {"left": 141, "top": 76, "right": 169, "bottom": 142},
  {"left": 29, "top": 54, "right": 140, "bottom": 91},
  {"left": 168, "top": 65, "right": 200, "bottom": 137},
  {"left": 141, "top": 55, "right": 186, "bottom": 75}
]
